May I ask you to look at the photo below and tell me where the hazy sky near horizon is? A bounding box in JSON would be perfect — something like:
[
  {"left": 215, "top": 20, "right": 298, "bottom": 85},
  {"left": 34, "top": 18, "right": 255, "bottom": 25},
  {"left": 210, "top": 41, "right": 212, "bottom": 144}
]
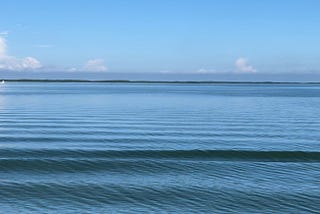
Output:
[{"left": 1, "top": 0, "right": 320, "bottom": 79}]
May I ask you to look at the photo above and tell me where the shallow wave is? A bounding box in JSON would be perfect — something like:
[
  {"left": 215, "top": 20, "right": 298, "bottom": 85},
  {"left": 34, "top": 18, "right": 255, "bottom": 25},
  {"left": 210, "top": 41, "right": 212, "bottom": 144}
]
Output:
[
  {"left": 1, "top": 149, "right": 320, "bottom": 162},
  {"left": 0, "top": 158, "right": 194, "bottom": 173}
]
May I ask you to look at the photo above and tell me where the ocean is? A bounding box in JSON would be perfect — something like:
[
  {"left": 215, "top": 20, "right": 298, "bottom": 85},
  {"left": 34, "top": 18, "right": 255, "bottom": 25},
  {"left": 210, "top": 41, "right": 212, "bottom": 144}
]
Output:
[{"left": 0, "top": 82, "right": 319, "bottom": 213}]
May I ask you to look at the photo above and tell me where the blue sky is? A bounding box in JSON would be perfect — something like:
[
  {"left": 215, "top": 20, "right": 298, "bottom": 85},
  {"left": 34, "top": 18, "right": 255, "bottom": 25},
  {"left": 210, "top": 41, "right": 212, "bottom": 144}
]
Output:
[{"left": 1, "top": 0, "right": 320, "bottom": 80}]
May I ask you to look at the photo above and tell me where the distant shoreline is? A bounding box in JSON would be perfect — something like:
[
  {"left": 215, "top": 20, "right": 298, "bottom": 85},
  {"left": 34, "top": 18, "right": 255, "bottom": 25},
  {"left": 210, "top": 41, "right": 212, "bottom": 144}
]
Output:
[{"left": 1, "top": 79, "right": 320, "bottom": 84}]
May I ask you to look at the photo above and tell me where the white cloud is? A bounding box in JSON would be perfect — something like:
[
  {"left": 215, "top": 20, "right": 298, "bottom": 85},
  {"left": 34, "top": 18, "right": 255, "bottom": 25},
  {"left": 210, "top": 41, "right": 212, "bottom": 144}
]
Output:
[
  {"left": 0, "top": 36, "right": 7, "bottom": 59},
  {"left": 0, "top": 31, "right": 9, "bottom": 36},
  {"left": 20, "top": 57, "right": 42, "bottom": 69},
  {"left": 84, "top": 58, "right": 107, "bottom": 72},
  {"left": 197, "top": 68, "right": 209, "bottom": 74},
  {"left": 67, "top": 67, "right": 78, "bottom": 72},
  {"left": 0, "top": 56, "right": 42, "bottom": 71},
  {"left": 159, "top": 70, "right": 171, "bottom": 74},
  {"left": 196, "top": 68, "right": 218, "bottom": 74},
  {"left": 35, "top": 44, "right": 53, "bottom": 48},
  {"left": 0, "top": 36, "right": 42, "bottom": 71},
  {"left": 235, "top": 57, "right": 256, "bottom": 73}
]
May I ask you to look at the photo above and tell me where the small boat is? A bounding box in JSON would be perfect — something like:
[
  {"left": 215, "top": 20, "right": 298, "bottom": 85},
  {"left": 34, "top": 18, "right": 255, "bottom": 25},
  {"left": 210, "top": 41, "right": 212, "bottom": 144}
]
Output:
[{"left": 1, "top": 80, "right": 4, "bottom": 84}]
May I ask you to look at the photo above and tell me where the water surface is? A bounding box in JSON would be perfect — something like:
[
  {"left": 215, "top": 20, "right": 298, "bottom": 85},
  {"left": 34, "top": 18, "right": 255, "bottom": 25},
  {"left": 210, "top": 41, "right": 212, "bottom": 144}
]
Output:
[{"left": 0, "top": 83, "right": 319, "bottom": 213}]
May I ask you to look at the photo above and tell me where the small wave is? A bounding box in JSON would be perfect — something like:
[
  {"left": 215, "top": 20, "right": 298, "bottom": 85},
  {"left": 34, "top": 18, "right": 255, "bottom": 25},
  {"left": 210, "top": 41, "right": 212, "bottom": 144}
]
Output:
[{"left": 1, "top": 149, "right": 320, "bottom": 162}]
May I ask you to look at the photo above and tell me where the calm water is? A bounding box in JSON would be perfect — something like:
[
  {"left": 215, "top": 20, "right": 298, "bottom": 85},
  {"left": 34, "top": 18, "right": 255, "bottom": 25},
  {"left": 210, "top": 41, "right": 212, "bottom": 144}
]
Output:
[{"left": 0, "top": 82, "right": 320, "bottom": 213}]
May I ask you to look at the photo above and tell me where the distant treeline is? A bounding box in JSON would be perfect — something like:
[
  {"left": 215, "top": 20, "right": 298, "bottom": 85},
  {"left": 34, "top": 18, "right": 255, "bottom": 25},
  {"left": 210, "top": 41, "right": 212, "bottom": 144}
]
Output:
[{"left": 1, "top": 79, "right": 320, "bottom": 84}]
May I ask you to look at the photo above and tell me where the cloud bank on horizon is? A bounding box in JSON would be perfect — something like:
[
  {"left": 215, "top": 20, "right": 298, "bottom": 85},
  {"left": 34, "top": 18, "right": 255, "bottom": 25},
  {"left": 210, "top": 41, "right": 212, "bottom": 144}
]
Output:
[{"left": 0, "top": 35, "right": 254, "bottom": 74}]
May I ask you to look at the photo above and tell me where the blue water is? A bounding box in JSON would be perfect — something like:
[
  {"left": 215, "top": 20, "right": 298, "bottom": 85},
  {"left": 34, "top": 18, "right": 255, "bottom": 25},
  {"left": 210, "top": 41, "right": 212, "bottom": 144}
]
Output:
[{"left": 0, "top": 82, "right": 320, "bottom": 213}]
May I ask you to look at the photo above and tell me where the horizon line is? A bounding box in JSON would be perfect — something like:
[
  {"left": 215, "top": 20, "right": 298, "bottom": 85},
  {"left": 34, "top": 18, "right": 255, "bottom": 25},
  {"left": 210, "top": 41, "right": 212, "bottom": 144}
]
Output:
[{"left": 1, "top": 79, "right": 320, "bottom": 84}]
